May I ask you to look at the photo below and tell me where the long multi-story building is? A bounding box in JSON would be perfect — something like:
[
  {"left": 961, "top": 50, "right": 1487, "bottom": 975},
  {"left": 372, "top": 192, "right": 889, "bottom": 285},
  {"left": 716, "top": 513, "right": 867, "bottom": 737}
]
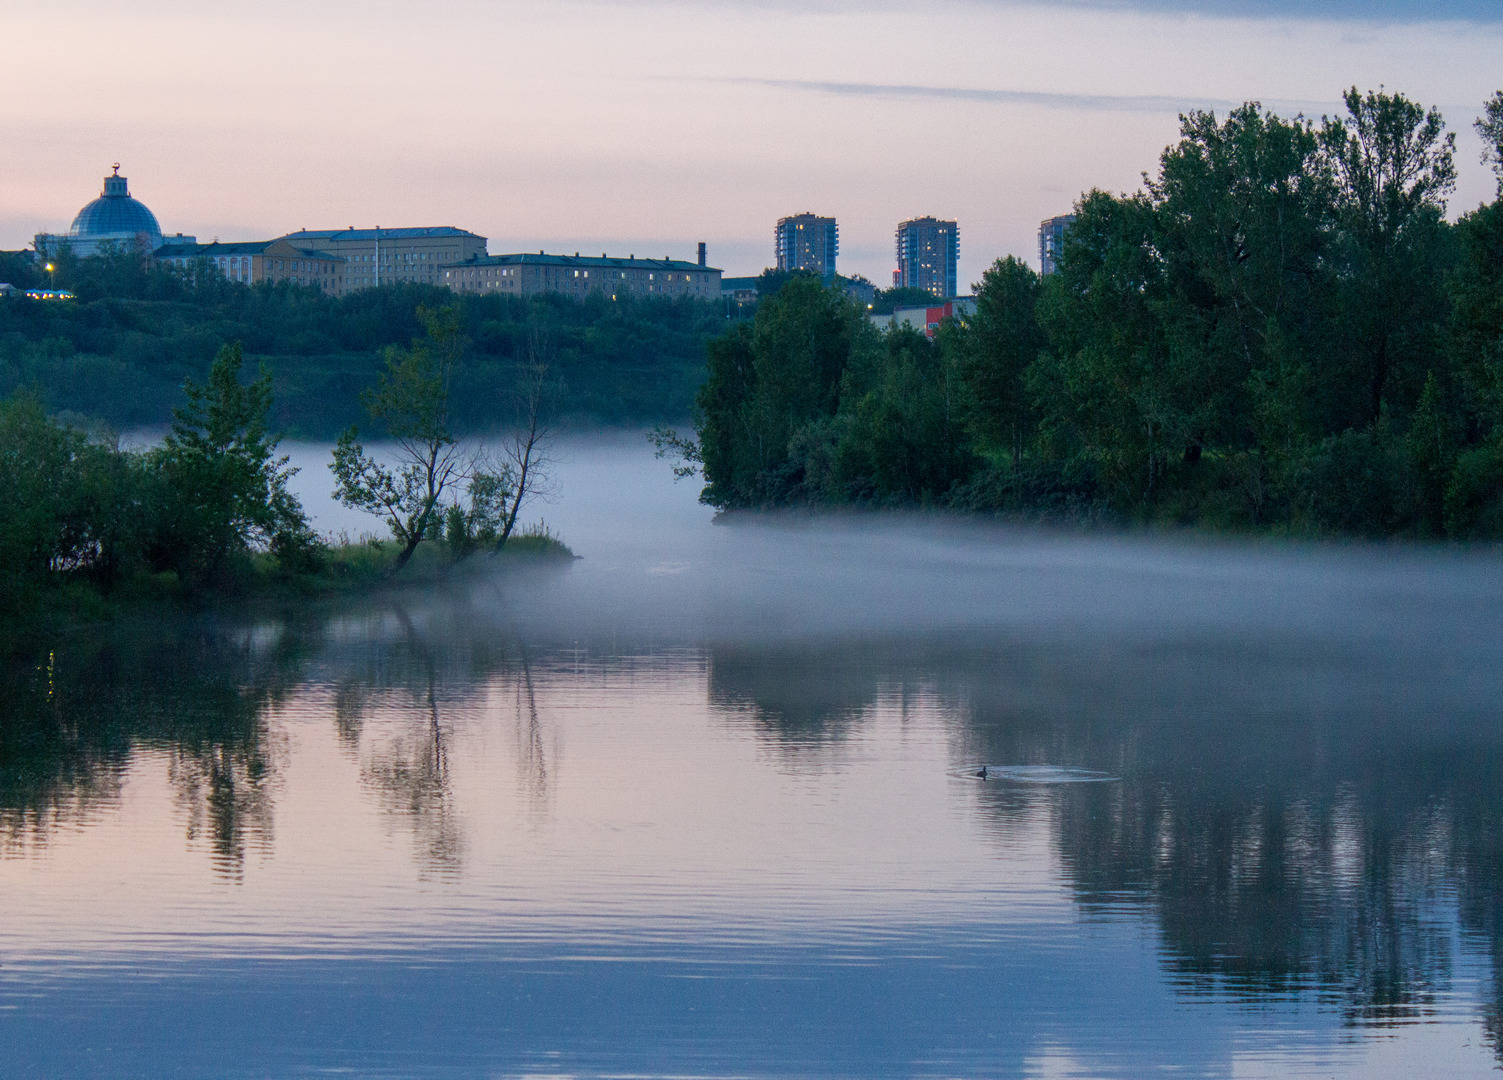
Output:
[
  {"left": 276, "top": 226, "right": 487, "bottom": 291},
  {"left": 443, "top": 247, "right": 721, "bottom": 301},
  {"left": 154, "top": 239, "right": 344, "bottom": 293},
  {"left": 1039, "top": 214, "right": 1076, "bottom": 275},
  {"left": 775, "top": 213, "right": 838, "bottom": 281},
  {"left": 894, "top": 216, "right": 958, "bottom": 298}
]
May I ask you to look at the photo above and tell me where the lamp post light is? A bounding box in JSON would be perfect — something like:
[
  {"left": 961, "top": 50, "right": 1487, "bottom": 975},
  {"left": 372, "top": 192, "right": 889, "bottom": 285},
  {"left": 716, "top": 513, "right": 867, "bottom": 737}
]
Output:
[{"left": 44, "top": 262, "right": 55, "bottom": 290}]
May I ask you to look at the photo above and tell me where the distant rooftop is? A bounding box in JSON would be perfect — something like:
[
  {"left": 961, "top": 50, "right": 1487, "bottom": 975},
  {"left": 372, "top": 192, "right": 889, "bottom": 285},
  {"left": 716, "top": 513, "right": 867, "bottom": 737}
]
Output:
[
  {"left": 457, "top": 251, "right": 719, "bottom": 273},
  {"left": 155, "top": 239, "right": 344, "bottom": 260},
  {"left": 280, "top": 227, "right": 482, "bottom": 242}
]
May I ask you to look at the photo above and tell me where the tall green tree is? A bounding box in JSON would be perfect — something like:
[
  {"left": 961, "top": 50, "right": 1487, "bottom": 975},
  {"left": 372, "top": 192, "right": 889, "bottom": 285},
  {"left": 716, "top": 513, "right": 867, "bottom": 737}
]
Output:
[
  {"left": 1320, "top": 87, "right": 1456, "bottom": 427},
  {"left": 836, "top": 325, "right": 974, "bottom": 503},
  {"left": 960, "top": 256, "right": 1044, "bottom": 466},
  {"left": 144, "top": 342, "right": 306, "bottom": 586},
  {"left": 695, "top": 278, "right": 869, "bottom": 508},
  {"left": 1031, "top": 190, "right": 1184, "bottom": 510},
  {"left": 1151, "top": 104, "right": 1335, "bottom": 461},
  {"left": 0, "top": 394, "right": 96, "bottom": 613}
]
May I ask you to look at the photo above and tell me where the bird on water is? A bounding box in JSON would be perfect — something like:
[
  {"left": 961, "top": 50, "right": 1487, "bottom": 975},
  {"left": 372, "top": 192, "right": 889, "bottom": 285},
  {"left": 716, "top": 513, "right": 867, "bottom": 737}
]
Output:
[{"left": 976, "top": 766, "right": 988, "bottom": 780}]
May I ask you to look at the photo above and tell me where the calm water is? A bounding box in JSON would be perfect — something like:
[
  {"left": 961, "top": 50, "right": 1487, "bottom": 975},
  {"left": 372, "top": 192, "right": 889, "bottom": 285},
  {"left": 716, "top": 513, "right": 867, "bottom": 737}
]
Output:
[{"left": 4, "top": 434, "right": 1503, "bottom": 1078}]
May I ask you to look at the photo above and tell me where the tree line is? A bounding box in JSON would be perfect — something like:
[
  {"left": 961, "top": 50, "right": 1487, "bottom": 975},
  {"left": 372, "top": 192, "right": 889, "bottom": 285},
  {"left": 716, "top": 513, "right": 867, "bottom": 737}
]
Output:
[
  {"left": 0, "top": 251, "right": 722, "bottom": 434},
  {"left": 666, "top": 88, "right": 1503, "bottom": 538}
]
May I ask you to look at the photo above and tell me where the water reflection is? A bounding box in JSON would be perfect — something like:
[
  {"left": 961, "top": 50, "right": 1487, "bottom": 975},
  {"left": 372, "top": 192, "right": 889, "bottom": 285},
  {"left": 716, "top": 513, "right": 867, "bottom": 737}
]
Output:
[
  {"left": 2, "top": 596, "right": 1501, "bottom": 1074},
  {"left": 710, "top": 630, "right": 1503, "bottom": 1060},
  {"left": 0, "top": 619, "right": 304, "bottom": 876}
]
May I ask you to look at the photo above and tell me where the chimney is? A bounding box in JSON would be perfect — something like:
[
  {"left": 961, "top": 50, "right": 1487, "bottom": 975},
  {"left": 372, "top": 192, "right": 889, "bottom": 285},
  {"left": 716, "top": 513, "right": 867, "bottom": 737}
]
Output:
[{"left": 697, "top": 242, "right": 706, "bottom": 267}]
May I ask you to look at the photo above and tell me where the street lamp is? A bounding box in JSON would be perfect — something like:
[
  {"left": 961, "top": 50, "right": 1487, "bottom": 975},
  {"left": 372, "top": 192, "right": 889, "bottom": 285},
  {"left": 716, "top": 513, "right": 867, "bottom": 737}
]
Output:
[{"left": 44, "top": 262, "right": 55, "bottom": 290}]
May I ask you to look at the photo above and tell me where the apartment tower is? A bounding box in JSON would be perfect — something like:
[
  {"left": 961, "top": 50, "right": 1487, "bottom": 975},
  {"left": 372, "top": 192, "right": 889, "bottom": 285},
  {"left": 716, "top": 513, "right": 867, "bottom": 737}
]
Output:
[
  {"left": 774, "top": 213, "right": 838, "bottom": 281},
  {"left": 894, "top": 216, "right": 959, "bottom": 298},
  {"left": 1038, "top": 214, "right": 1076, "bottom": 275}
]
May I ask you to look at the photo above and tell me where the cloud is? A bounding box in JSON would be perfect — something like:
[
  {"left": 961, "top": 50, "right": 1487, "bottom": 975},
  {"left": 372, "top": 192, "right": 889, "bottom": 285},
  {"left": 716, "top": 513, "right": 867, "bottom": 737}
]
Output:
[
  {"left": 697, "top": 77, "right": 1336, "bottom": 117},
  {"left": 1057, "top": 0, "right": 1503, "bottom": 21}
]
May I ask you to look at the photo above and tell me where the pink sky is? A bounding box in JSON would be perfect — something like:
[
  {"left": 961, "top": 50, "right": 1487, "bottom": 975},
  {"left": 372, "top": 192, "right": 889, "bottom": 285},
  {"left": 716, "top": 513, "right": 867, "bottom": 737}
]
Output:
[{"left": 3, "top": 1, "right": 1500, "bottom": 286}]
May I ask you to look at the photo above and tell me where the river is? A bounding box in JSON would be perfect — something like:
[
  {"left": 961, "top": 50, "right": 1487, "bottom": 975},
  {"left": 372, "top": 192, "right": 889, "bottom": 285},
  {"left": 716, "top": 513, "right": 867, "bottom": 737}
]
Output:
[{"left": 3, "top": 432, "right": 1502, "bottom": 1078}]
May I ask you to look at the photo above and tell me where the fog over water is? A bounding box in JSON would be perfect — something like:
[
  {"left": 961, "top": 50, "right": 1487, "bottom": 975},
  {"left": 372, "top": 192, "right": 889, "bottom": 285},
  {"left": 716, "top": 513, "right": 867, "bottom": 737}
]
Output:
[
  {"left": 4, "top": 432, "right": 1503, "bottom": 1078},
  {"left": 286, "top": 431, "right": 1503, "bottom": 650}
]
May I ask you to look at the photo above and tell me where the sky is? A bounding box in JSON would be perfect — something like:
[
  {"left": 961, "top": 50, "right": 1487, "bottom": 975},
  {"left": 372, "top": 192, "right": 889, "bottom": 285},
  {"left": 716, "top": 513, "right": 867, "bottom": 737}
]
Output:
[{"left": 2, "top": 0, "right": 1501, "bottom": 287}]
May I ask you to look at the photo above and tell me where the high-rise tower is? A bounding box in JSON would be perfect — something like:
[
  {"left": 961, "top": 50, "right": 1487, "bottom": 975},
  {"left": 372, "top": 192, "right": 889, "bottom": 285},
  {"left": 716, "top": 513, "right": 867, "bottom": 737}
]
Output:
[
  {"left": 775, "top": 213, "right": 838, "bottom": 281},
  {"left": 1038, "top": 214, "right": 1076, "bottom": 275},
  {"left": 894, "top": 217, "right": 958, "bottom": 298}
]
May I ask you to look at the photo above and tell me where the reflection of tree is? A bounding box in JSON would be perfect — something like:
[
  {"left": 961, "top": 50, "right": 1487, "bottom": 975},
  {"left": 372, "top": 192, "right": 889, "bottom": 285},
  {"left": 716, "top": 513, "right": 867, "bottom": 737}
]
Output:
[
  {"left": 960, "top": 637, "right": 1503, "bottom": 1052},
  {"left": 360, "top": 665, "right": 463, "bottom": 877},
  {"left": 708, "top": 644, "right": 881, "bottom": 756},
  {"left": 0, "top": 618, "right": 305, "bottom": 877},
  {"left": 514, "top": 648, "right": 549, "bottom": 814},
  {"left": 351, "top": 607, "right": 467, "bottom": 877},
  {"left": 0, "top": 649, "right": 125, "bottom": 851},
  {"left": 703, "top": 632, "right": 1503, "bottom": 1053},
  {"left": 0, "top": 600, "right": 572, "bottom": 883}
]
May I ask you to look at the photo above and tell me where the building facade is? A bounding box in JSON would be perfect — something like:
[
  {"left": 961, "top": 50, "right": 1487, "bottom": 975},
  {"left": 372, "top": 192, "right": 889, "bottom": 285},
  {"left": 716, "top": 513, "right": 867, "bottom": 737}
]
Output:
[
  {"left": 154, "top": 239, "right": 344, "bottom": 293},
  {"left": 894, "top": 217, "right": 958, "bottom": 299},
  {"left": 868, "top": 297, "right": 976, "bottom": 340},
  {"left": 444, "top": 250, "right": 721, "bottom": 301},
  {"left": 775, "top": 213, "right": 838, "bottom": 281},
  {"left": 1039, "top": 214, "right": 1076, "bottom": 275},
  {"left": 276, "top": 226, "right": 487, "bottom": 291}
]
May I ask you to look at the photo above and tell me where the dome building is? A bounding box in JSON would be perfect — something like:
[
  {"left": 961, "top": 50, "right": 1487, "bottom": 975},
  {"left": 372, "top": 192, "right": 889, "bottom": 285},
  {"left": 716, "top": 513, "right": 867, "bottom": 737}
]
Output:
[{"left": 35, "top": 165, "right": 192, "bottom": 258}]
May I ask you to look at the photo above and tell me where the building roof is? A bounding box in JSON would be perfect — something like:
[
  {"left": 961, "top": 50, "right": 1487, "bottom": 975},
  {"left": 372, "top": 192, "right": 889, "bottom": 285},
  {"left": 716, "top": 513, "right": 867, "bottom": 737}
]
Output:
[
  {"left": 453, "top": 252, "right": 719, "bottom": 273},
  {"left": 69, "top": 166, "right": 162, "bottom": 241},
  {"left": 155, "top": 239, "right": 344, "bottom": 261},
  {"left": 280, "top": 227, "right": 482, "bottom": 242}
]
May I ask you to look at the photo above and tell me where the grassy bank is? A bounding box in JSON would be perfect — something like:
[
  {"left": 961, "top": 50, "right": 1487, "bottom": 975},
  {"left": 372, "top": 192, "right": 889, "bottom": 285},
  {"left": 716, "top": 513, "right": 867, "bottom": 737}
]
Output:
[{"left": 1, "top": 526, "right": 576, "bottom": 654}]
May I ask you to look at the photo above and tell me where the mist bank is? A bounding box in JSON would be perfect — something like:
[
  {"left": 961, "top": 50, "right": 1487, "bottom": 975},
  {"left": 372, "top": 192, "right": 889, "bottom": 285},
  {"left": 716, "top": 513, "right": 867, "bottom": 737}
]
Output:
[{"left": 678, "top": 91, "right": 1503, "bottom": 541}]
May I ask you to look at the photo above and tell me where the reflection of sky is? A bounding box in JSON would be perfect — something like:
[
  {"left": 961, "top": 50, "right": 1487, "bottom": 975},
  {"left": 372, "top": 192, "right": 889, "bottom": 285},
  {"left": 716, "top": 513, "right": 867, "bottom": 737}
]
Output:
[{"left": 3, "top": 1, "right": 1500, "bottom": 286}]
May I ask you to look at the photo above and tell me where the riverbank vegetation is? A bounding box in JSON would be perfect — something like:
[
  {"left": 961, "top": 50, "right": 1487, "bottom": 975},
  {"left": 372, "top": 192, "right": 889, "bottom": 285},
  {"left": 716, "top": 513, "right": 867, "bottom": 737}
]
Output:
[
  {"left": 0, "top": 254, "right": 721, "bottom": 434},
  {"left": 664, "top": 89, "right": 1503, "bottom": 540},
  {"left": 0, "top": 310, "right": 571, "bottom": 643}
]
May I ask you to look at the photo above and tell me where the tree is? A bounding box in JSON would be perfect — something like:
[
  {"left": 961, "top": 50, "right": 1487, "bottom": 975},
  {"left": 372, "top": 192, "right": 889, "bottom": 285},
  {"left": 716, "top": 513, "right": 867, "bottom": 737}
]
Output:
[
  {"left": 144, "top": 342, "right": 307, "bottom": 586},
  {"left": 492, "top": 332, "right": 558, "bottom": 549},
  {"left": 1032, "top": 190, "right": 1182, "bottom": 510},
  {"left": 1150, "top": 104, "right": 1334, "bottom": 448},
  {"left": 0, "top": 393, "right": 95, "bottom": 613},
  {"left": 1320, "top": 87, "right": 1457, "bottom": 426},
  {"left": 1478, "top": 90, "right": 1503, "bottom": 193},
  {"left": 331, "top": 305, "right": 488, "bottom": 571},
  {"left": 692, "top": 277, "right": 868, "bottom": 508},
  {"left": 960, "top": 256, "right": 1045, "bottom": 465},
  {"left": 836, "top": 325, "right": 975, "bottom": 503}
]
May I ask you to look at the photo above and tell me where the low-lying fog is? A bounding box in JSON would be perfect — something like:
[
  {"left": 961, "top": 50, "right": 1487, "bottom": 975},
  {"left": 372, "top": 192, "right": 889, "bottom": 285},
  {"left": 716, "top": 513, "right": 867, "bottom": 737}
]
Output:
[{"left": 280, "top": 431, "right": 1503, "bottom": 670}]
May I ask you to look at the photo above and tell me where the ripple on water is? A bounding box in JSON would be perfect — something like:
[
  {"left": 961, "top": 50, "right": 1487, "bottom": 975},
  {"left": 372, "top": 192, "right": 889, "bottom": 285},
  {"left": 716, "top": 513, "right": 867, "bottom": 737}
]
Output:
[{"left": 954, "top": 765, "right": 1120, "bottom": 784}]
